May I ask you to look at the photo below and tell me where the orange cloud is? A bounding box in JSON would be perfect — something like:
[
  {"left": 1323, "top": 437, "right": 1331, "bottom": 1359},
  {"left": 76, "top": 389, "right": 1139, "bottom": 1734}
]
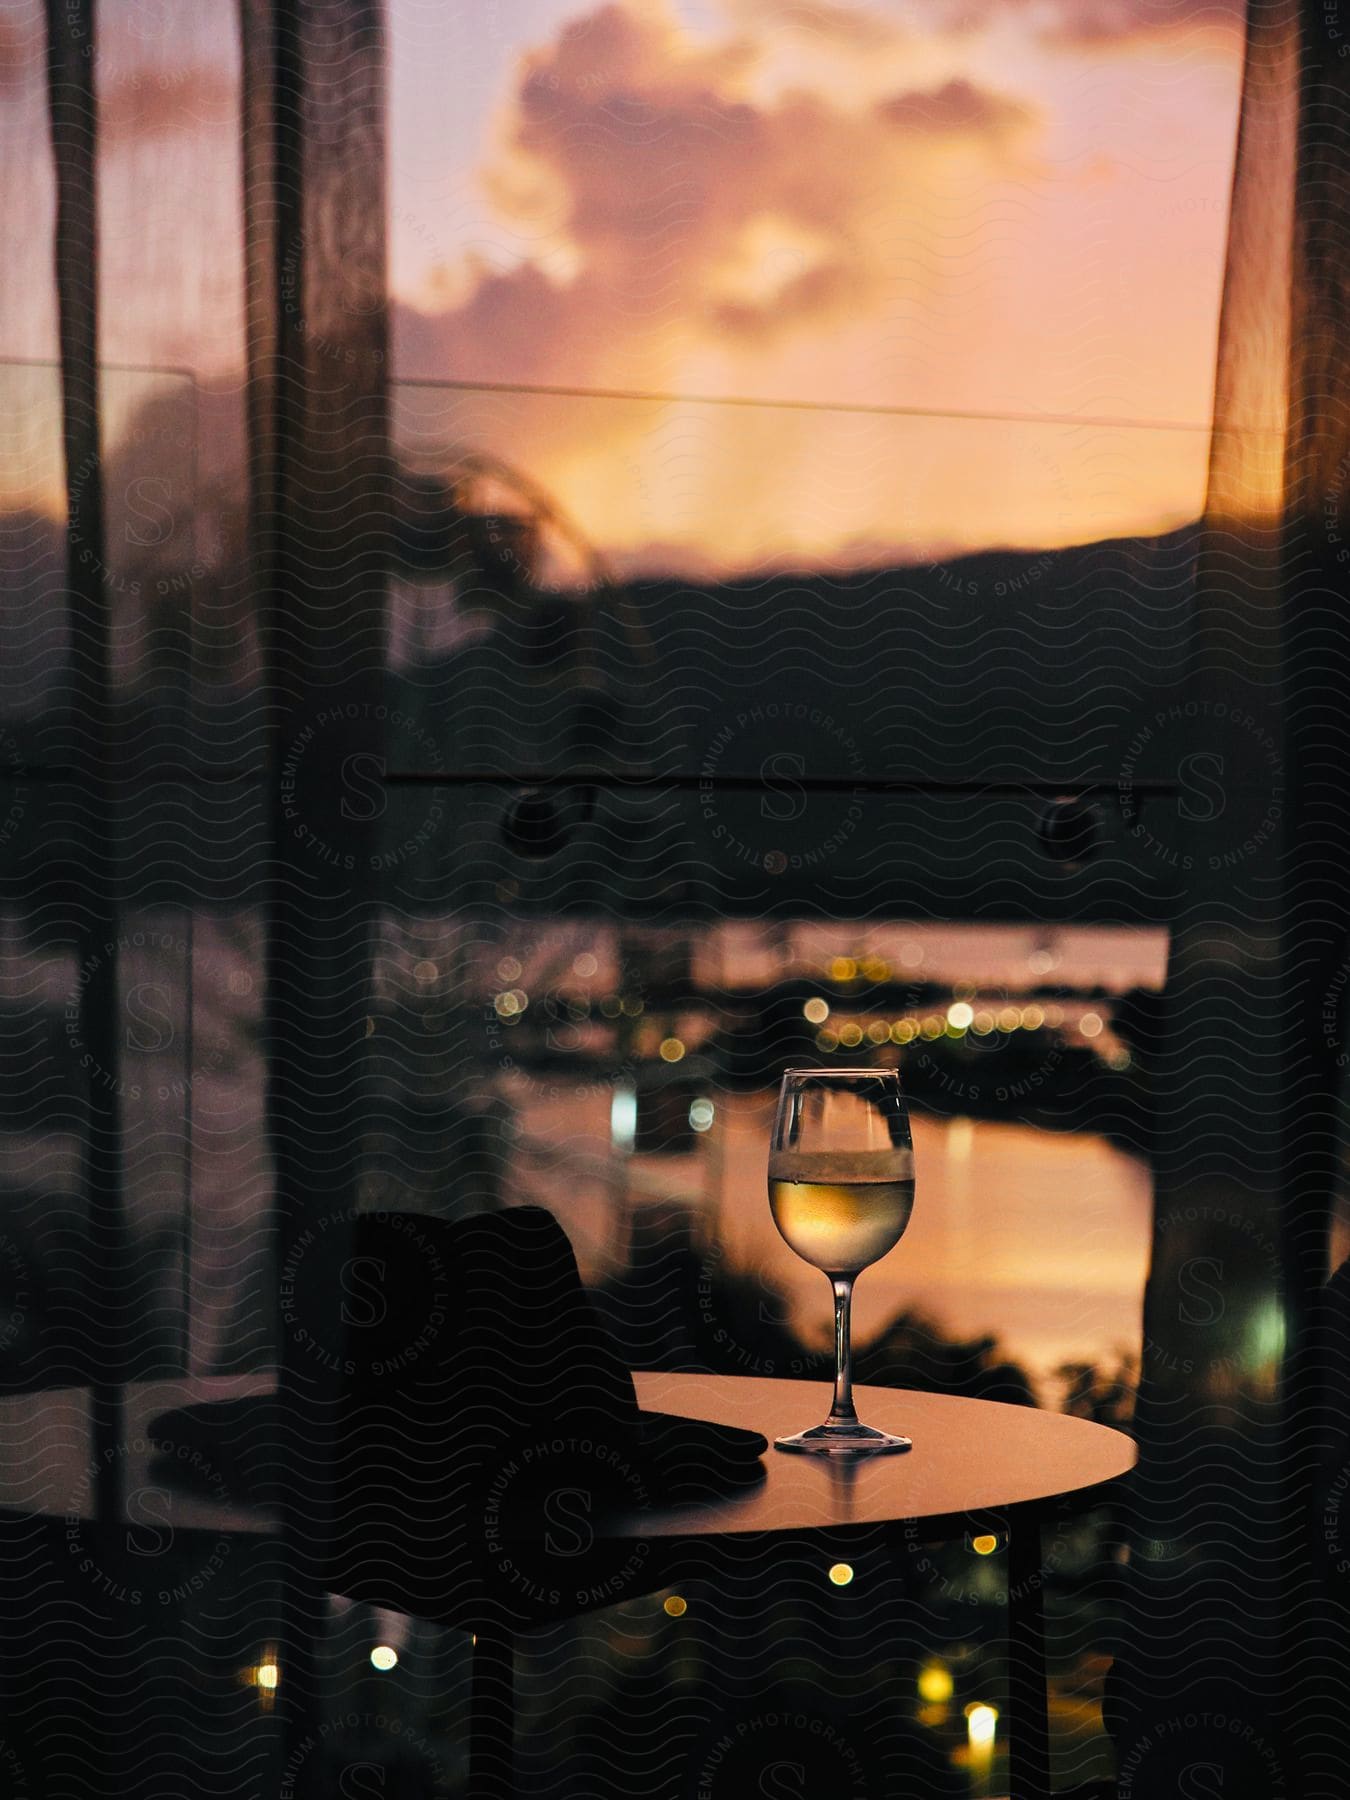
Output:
[
  {"left": 396, "top": 0, "right": 1040, "bottom": 384},
  {"left": 723, "top": 0, "right": 905, "bottom": 50},
  {"left": 876, "top": 76, "right": 1033, "bottom": 134}
]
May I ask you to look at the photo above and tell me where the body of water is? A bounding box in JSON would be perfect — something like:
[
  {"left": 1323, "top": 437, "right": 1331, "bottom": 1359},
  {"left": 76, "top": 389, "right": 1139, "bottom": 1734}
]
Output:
[{"left": 509, "top": 1084, "right": 1151, "bottom": 1403}]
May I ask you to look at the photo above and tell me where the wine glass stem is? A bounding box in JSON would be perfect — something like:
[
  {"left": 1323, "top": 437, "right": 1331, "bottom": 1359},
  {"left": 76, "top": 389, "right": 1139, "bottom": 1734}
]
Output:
[{"left": 828, "top": 1274, "right": 858, "bottom": 1424}]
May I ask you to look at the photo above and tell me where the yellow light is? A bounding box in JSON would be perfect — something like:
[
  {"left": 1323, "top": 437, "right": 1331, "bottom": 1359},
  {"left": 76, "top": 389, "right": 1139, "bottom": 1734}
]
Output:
[
  {"left": 255, "top": 1661, "right": 279, "bottom": 1692},
  {"left": 1109, "top": 1048, "right": 1131, "bottom": 1070},
  {"left": 966, "top": 1703, "right": 998, "bottom": 1748},
  {"left": 891, "top": 1021, "right": 916, "bottom": 1044},
  {"left": 866, "top": 1020, "right": 890, "bottom": 1044},
  {"left": 862, "top": 957, "right": 890, "bottom": 982},
  {"left": 972, "top": 1011, "right": 994, "bottom": 1035},
  {"left": 829, "top": 957, "right": 858, "bottom": 982},
  {"left": 838, "top": 1023, "right": 863, "bottom": 1048},
  {"left": 920, "top": 1017, "right": 943, "bottom": 1040},
  {"left": 946, "top": 1002, "right": 974, "bottom": 1031},
  {"left": 1022, "top": 1004, "right": 1045, "bottom": 1030},
  {"left": 496, "top": 956, "right": 522, "bottom": 981},
  {"left": 1080, "top": 1011, "right": 1103, "bottom": 1038},
  {"left": 971, "top": 1533, "right": 999, "bottom": 1556},
  {"left": 572, "top": 953, "right": 598, "bottom": 978},
  {"left": 663, "top": 1595, "right": 687, "bottom": 1617},
  {"left": 1045, "top": 1004, "right": 1065, "bottom": 1027},
  {"left": 817, "top": 1029, "right": 839, "bottom": 1050},
  {"left": 917, "top": 1662, "right": 954, "bottom": 1704},
  {"left": 492, "top": 990, "right": 520, "bottom": 1018},
  {"left": 659, "top": 1037, "right": 686, "bottom": 1062},
  {"left": 997, "top": 1007, "right": 1020, "bottom": 1032},
  {"left": 370, "top": 1645, "right": 398, "bottom": 1672},
  {"left": 803, "top": 997, "right": 830, "bottom": 1024},
  {"left": 828, "top": 1563, "right": 854, "bottom": 1586},
  {"left": 412, "top": 959, "right": 439, "bottom": 984}
]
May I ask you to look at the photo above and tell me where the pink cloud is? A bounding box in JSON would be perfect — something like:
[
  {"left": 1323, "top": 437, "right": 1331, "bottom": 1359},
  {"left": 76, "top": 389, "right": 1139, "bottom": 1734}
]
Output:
[
  {"left": 877, "top": 76, "right": 1034, "bottom": 135},
  {"left": 945, "top": 0, "right": 1244, "bottom": 48},
  {"left": 396, "top": 1, "right": 1040, "bottom": 382}
]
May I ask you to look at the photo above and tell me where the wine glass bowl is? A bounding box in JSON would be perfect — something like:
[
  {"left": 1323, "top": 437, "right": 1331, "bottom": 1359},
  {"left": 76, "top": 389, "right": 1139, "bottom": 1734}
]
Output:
[{"left": 768, "top": 1068, "right": 914, "bottom": 1455}]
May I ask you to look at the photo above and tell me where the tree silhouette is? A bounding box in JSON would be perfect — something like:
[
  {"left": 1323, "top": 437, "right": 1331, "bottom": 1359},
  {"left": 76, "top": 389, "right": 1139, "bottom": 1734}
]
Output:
[{"left": 593, "top": 1201, "right": 1037, "bottom": 1407}]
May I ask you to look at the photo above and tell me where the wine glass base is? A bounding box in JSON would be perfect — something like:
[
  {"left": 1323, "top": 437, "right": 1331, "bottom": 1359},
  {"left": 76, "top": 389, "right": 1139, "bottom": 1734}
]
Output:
[{"left": 774, "top": 1420, "right": 912, "bottom": 1457}]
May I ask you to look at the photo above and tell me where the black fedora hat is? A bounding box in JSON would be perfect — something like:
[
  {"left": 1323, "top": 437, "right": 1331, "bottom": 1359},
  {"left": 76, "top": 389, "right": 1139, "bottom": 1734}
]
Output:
[{"left": 152, "top": 1206, "right": 765, "bottom": 1630}]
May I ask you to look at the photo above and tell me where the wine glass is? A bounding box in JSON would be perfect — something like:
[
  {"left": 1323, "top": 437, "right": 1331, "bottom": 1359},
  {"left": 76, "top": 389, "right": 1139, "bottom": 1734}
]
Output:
[{"left": 768, "top": 1068, "right": 915, "bottom": 1455}]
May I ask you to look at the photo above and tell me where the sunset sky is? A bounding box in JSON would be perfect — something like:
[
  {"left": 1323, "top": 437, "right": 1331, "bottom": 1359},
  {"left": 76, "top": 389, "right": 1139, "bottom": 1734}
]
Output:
[
  {"left": 0, "top": 0, "right": 1246, "bottom": 572},
  {"left": 387, "top": 0, "right": 1245, "bottom": 568}
]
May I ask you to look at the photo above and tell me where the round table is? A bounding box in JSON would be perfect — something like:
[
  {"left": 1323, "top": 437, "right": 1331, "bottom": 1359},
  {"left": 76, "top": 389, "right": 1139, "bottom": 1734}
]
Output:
[
  {"left": 471, "top": 1375, "right": 1123, "bottom": 1800},
  {"left": 600, "top": 1374, "right": 1132, "bottom": 1800},
  {"left": 0, "top": 1372, "right": 1133, "bottom": 1800},
  {"left": 630, "top": 1370, "right": 1134, "bottom": 1536}
]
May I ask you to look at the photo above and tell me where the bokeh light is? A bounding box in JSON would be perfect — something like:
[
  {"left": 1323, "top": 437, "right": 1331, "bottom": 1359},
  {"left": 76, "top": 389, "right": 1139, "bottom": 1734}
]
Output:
[
  {"left": 966, "top": 1703, "right": 998, "bottom": 1748},
  {"left": 917, "top": 1662, "right": 954, "bottom": 1704}
]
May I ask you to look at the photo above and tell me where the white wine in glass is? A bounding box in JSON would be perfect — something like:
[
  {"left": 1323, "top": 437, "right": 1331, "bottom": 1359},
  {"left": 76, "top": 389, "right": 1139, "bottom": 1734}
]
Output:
[{"left": 768, "top": 1069, "right": 915, "bottom": 1455}]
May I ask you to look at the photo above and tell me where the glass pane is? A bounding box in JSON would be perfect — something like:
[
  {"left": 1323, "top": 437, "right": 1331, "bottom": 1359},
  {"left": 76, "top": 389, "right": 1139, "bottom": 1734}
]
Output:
[
  {"left": 381, "top": 2, "right": 1242, "bottom": 1788},
  {"left": 0, "top": 0, "right": 1250, "bottom": 1790}
]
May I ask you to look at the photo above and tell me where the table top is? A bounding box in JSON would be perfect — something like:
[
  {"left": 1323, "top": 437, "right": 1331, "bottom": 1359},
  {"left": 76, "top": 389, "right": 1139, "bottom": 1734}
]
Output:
[
  {"left": 626, "top": 1372, "right": 1135, "bottom": 1539},
  {"left": 0, "top": 1372, "right": 1134, "bottom": 1540}
]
